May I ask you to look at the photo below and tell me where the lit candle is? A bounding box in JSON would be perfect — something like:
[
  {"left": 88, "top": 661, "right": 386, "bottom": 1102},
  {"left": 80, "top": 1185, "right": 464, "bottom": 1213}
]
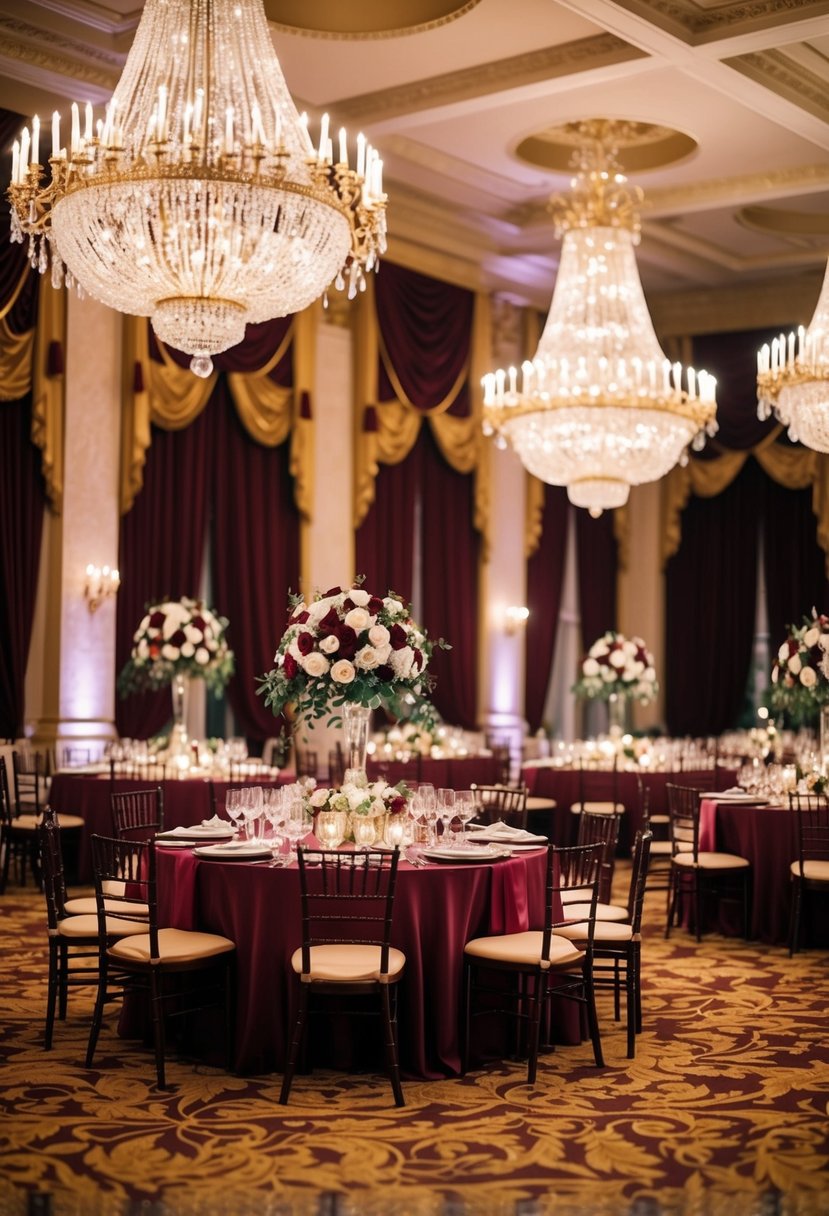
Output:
[
  {"left": 51, "top": 111, "right": 60, "bottom": 159},
  {"left": 687, "top": 367, "right": 696, "bottom": 399},
  {"left": 298, "top": 112, "right": 313, "bottom": 154},
  {"left": 508, "top": 366, "right": 517, "bottom": 395},
  {"left": 672, "top": 362, "right": 681, "bottom": 392},
  {"left": 798, "top": 324, "right": 805, "bottom": 361},
  {"left": 373, "top": 156, "right": 383, "bottom": 197},
  {"left": 787, "top": 332, "right": 795, "bottom": 367},
  {"left": 70, "top": 103, "right": 80, "bottom": 156},
  {"left": 318, "top": 112, "right": 329, "bottom": 160},
  {"left": 356, "top": 131, "right": 366, "bottom": 178},
  {"left": 225, "top": 105, "right": 234, "bottom": 154},
  {"left": 11, "top": 139, "right": 19, "bottom": 185},
  {"left": 251, "top": 102, "right": 265, "bottom": 145},
  {"left": 338, "top": 126, "right": 347, "bottom": 166},
  {"left": 31, "top": 115, "right": 39, "bottom": 165},
  {"left": 19, "top": 127, "right": 29, "bottom": 176},
  {"left": 84, "top": 102, "right": 93, "bottom": 142}
]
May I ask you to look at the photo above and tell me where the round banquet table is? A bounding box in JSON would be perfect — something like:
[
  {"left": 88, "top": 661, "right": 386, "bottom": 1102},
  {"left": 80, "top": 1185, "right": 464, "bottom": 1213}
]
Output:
[
  {"left": 366, "top": 754, "right": 501, "bottom": 789},
  {"left": 522, "top": 764, "right": 737, "bottom": 852},
  {"left": 699, "top": 798, "right": 829, "bottom": 946},
  {"left": 49, "top": 772, "right": 284, "bottom": 882},
  {"left": 154, "top": 843, "right": 579, "bottom": 1080}
]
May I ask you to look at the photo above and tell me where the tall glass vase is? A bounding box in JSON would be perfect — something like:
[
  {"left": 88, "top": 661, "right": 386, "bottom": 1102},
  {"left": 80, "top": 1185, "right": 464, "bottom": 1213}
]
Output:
[
  {"left": 607, "top": 693, "right": 630, "bottom": 737},
  {"left": 342, "top": 703, "right": 371, "bottom": 783},
  {"left": 169, "top": 671, "right": 190, "bottom": 757}
]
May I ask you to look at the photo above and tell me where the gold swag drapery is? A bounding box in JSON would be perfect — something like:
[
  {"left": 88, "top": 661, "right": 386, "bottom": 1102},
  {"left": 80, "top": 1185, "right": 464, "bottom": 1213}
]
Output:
[
  {"left": 353, "top": 275, "right": 492, "bottom": 556},
  {"left": 120, "top": 308, "right": 317, "bottom": 520}
]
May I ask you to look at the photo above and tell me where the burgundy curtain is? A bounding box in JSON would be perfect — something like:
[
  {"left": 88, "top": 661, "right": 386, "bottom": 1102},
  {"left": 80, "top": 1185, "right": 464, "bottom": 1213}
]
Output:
[
  {"left": 116, "top": 410, "right": 214, "bottom": 738},
  {"left": 576, "top": 510, "right": 617, "bottom": 652},
  {"left": 764, "top": 479, "right": 829, "bottom": 652},
  {"left": 525, "top": 487, "right": 569, "bottom": 731},
  {"left": 210, "top": 382, "right": 300, "bottom": 743},
  {"left": 665, "top": 459, "right": 762, "bottom": 735},
  {"left": 420, "top": 428, "right": 479, "bottom": 729},
  {"left": 355, "top": 416, "right": 417, "bottom": 602},
  {"left": 0, "top": 396, "right": 45, "bottom": 738},
  {"left": 692, "top": 328, "right": 785, "bottom": 452}
]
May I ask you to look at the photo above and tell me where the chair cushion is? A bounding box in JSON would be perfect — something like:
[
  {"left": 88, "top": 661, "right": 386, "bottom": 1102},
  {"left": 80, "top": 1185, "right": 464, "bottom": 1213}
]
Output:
[
  {"left": 54, "top": 814, "right": 84, "bottom": 829},
  {"left": 569, "top": 802, "right": 625, "bottom": 815},
  {"left": 58, "top": 913, "right": 149, "bottom": 938},
  {"left": 465, "top": 930, "right": 583, "bottom": 970},
  {"left": 790, "top": 859, "right": 829, "bottom": 882},
  {"left": 109, "top": 927, "right": 235, "bottom": 965},
  {"left": 649, "top": 840, "right": 674, "bottom": 856},
  {"left": 673, "top": 851, "right": 749, "bottom": 870},
  {"left": 557, "top": 920, "right": 633, "bottom": 943},
  {"left": 291, "top": 943, "right": 406, "bottom": 983},
  {"left": 10, "top": 814, "right": 39, "bottom": 832},
  {"left": 648, "top": 813, "right": 669, "bottom": 824},
  {"left": 63, "top": 896, "right": 150, "bottom": 917},
  {"left": 563, "top": 901, "right": 628, "bottom": 922}
]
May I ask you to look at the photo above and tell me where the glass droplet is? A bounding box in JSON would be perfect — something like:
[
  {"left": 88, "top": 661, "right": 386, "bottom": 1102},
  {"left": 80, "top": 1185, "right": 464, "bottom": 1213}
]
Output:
[{"left": 190, "top": 354, "right": 213, "bottom": 378}]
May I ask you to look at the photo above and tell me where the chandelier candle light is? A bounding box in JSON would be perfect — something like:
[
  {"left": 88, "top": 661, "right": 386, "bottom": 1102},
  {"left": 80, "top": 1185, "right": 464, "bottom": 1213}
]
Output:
[
  {"left": 482, "top": 120, "right": 717, "bottom": 516},
  {"left": 7, "top": 0, "right": 387, "bottom": 377},
  {"left": 757, "top": 259, "right": 829, "bottom": 450}
]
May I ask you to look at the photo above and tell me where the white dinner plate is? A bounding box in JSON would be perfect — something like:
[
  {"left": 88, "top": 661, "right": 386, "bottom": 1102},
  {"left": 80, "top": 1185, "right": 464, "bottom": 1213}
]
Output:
[
  {"left": 421, "top": 844, "right": 510, "bottom": 863},
  {"left": 193, "top": 843, "right": 271, "bottom": 861},
  {"left": 154, "top": 839, "right": 193, "bottom": 848},
  {"left": 709, "top": 794, "right": 770, "bottom": 805}
]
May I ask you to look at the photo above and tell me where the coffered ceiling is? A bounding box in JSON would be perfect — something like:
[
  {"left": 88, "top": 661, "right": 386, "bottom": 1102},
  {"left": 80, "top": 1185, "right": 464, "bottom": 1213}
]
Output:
[{"left": 0, "top": 0, "right": 827, "bottom": 333}]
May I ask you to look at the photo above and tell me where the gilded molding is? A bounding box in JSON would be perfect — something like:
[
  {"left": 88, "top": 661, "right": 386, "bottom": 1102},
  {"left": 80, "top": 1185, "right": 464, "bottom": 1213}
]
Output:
[
  {"left": 336, "top": 34, "right": 646, "bottom": 123},
  {"left": 614, "top": 0, "right": 829, "bottom": 41},
  {"left": 264, "top": 0, "right": 482, "bottom": 39},
  {"left": 0, "top": 17, "right": 122, "bottom": 88},
  {"left": 727, "top": 48, "right": 829, "bottom": 122}
]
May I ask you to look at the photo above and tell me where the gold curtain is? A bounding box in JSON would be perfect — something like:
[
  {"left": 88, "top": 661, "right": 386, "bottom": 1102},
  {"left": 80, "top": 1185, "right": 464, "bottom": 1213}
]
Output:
[
  {"left": 120, "top": 311, "right": 315, "bottom": 523},
  {"left": 0, "top": 268, "right": 64, "bottom": 513},
  {"left": 353, "top": 275, "right": 491, "bottom": 555}
]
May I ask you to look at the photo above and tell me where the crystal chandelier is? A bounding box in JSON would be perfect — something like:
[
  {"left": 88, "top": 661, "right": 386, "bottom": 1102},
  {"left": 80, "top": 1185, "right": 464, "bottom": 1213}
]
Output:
[
  {"left": 757, "top": 258, "right": 829, "bottom": 450},
  {"left": 7, "top": 0, "right": 387, "bottom": 377},
  {"left": 482, "top": 120, "right": 717, "bottom": 516}
]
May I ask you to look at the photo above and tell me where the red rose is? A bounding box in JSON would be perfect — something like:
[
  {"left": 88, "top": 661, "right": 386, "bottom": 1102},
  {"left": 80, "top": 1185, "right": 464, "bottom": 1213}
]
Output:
[
  {"left": 334, "top": 624, "right": 358, "bottom": 659},
  {"left": 292, "top": 610, "right": 310, "bottom": 624},
  {"left": 192, "top": 615, "right": 206, "bottom": 630},
  {"left": 389, "top": 796, "right": 406, "bottom": 815},
  {"left": 149, "top": 611, "right": 165, "bottom": 628},
  {"left": 283, "top": 653, "right": 298, "bottom": 679},
  {"left": 368, "top": 596, "right": 383, "bottom": 615},
  {"left": 318, "top": 607, "right": 341, "bottom": 634},
  {"left": 170, "top": 629, "right": 187, "bottom": 647},
  {"left": 375, "top": 664, "right": 393, "bottom": 682},
  {"left": 149, "top": 643, "right": 161, "bottom": 659},
  {"left": 413, "top": 648, "right": 423, "bottom": 671},
  {"left": 324, "top": 586, "right": 342, "bottom": 598},
  {"left": 390, "top": 624, "right": 408, "bottom": 651},
  {"left": 296, "top": 631, "right": 314, "bottom": 656},
  {"left": 342, "top": 597, "right": 356, "bottom": 613}
]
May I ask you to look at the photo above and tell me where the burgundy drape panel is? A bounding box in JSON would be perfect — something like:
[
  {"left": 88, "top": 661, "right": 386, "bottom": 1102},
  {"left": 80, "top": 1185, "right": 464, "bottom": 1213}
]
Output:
[
  {"left": 355, "top": 443, "right": 418, "bottom": 603},
  {"left": 525, "top": 487, "right": 569, "bottom": 732},
  {"left": 210, "top": 382, "right": 300, "bottom": 743},
  {"left": 665, "top": 459, "right": 762, "bottom": 736},
  {"left": 116, "top": 410, "right": 214, "bottom": 738},
  {"left": 420, "top": 428, "right": 479, "bottom": 729},
  {"left": 763, "top": 479, "right": 829, "bottom": 652},
  {"left": 0, "top": 396, "right": 46, "bottom": 738},
  {"left": 576, "top": 510, "right": 617, "bottom": 652}
]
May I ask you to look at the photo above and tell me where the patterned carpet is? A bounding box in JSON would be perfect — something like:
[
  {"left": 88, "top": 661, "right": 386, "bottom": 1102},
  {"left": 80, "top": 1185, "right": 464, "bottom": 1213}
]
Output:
[{"left": 2, "top": 875, "right": 829, "bottom": 1216}]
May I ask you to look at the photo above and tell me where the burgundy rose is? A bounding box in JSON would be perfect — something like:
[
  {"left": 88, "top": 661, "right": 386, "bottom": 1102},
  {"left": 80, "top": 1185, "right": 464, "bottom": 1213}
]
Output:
[
  {"left": 149, "top": 643, "right": 161, "bottom": 659},
  {"left": 412, "top": 648, "right": 423, "bottom": 671},
  {"left": 342, "top": 597, "right": 356, "bottom": 613},
  {"left": 334, "top": 624, "right": 358, "bottom": 659},
  {"left": 192, "top": 615, "right": 206, "bottom": 630},
  {"left": 283, "top": 653, "right": 298, "bottom": 679},
  {"left": 324, "top": 586, "right": 342, "bottom": 598},
  {"left": 788, "top": 639, "right": 799, "bottom": 656},
  {"left": 389, "top": 624, "right": 409, "bottom": 651},
  {"left": 149, "top": 611, "right": 165, "bottom": 629},
  {"left": 368, "top": 596, "right": 383, "bottom": 615},
  {"left": 296, "top": 631, "right": 314, "bottom": 656},
  {"left": 171, "top": 629, "right": 187, "bottom": 647},
  {"left": 292, "top": 610, "right": 310, "bottom": 625},
  {"left": 375, "top": 664, "right": 394, "bottom": 683},
  {"left": 388, "top": 796, "right": 407, "bottom": 815},
  {"left": 318, "top": 607, "right": 341, "bottom": 634}
]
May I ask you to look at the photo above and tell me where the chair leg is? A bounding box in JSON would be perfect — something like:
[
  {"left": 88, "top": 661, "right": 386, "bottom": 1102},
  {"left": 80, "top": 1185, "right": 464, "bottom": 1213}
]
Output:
[
  {"left": 380, "top": 984, "right": 405, "bottom": 1108},
  {"left": 44, "top": 940, "right": 59, "bottom": 1049},
  {"left": 625, "top": 949, "right": 636, "bottom": 1059},
  {"left": 460, "top": 961, "right": 472, "bottom": 1076},
  {"left": 526, "top": 974, "right": 544, "bottom": 1086},
  {"left": 613, "top": 958, "right": 621, "bottom": 1022},
  {"left": 633, "top": 943, "right": 643, "bottom": 1035},
  {"left": 789, "top": 879, "right": 802, "bottom": 957},
  {"left": 279, "top": 984, "right": 309, "bottom": 1105},
  {"left": 58, "top": 942, "right": 69, "bottom": 1020},
  {"left": 85, "top": 959, "right": 109, "bottom": 1068},
  {"left": 584, "top": 967, "right": 604, "bottom": 1069},
  {"left": 149, "top": 969, "right": 168, "bottom": 1090},
  {"left": 665, "top": 869, "right": 678, "bottom": 939},
  {"left": 693, "top": 875, "right": 702, "bottom": 942}
]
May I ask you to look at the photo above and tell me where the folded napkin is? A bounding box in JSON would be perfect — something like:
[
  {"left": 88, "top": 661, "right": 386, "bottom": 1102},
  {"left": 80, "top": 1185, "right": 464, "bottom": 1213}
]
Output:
[
  {"left": 473, "top": 821, "right": 545, "bottom": 842},
  {"left": 159, "top": 819, "right": 233, "bottom": 837},
  {"left": 201, "top": 815, "right": 232, "bottom": 829}
]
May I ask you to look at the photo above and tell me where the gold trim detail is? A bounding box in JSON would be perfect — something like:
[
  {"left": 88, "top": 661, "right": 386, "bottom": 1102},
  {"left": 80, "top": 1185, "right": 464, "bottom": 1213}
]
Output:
[{"left": 264, "top": 0, "right": 482, "bottom": 39}]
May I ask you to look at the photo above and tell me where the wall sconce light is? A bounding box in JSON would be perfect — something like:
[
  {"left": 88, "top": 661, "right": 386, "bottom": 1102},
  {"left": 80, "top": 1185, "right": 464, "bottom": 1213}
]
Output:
[
  {"left": 84, "top": 564, "right": 120, "bottom": 613},
  {"left": 504, "top": 605, "right": 530, "bottom": 636}
]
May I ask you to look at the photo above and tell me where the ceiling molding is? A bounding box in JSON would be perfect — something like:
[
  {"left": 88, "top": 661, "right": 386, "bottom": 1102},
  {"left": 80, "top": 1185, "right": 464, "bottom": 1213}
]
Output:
[
  {"left": 727, "top": 48, "right": 829, "bottom": 125},
  {"left": 610, "top": 0, "right": 829, "bottom": 46},
  {"left": 0, "top": 15, "right": 122, "bottom": 86},
  {"left": 28, "top": 0, "right": 142, "bottom": 36}
]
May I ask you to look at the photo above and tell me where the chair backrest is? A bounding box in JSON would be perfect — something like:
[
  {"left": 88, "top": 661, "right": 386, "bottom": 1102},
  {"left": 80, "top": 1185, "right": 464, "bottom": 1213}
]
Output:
[
  {"left": 328, "top": 747, "right": 346, "bottom": 787},
  {"left": 636, "top": 775, "right": 653, "bottom": 828},
  {"left": 111, "top": 787, "right": 164, "bottom": 841},
  {"left": 91, "top": 834, "right": 158, "bottom": 949},
  {"left": 295, "top": 747, "right": 319, "bottom": 780},
  {"left": 666, "top": 783, "right": 701, "bottom": 859},
  {"left": 470, "top": 784, "right": 528, "bottom": 829},
  {"left": 0, "top": 757, "right": 13, "bottom": 831},
  {"left": 485, "top": 737, "right": 512, "bottom": 785},
  {"left": 38, "top": 811, "right": 69, "bottom": 928},
  {"left": 295, "top": 847, "right": 400, "bottom": 978},
  {"left": 626, "top": 830, "right": 653, "bottom": 930},
  {"left": 789, "top": 792, "right": 829, "bottom": 877},
  {"left": 12, "top": 748, "right": 48, "bottom": 813},
  {"left": 577, "top": 754, "right": 619, "bottom": 808},
  {"left": 576, "top": 807, "right": 622, "bottom": 900},
  {"left": 542, "top": 842, "right": 602, "bottom": 959}
]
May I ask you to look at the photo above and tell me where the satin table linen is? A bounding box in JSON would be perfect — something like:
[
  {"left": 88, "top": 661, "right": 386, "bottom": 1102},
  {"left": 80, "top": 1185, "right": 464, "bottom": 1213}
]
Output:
[
  {"left": 155, "top": 844, "right": 575, "bottom": 1080},
  {"left": 366, "top": 754, "right": 501, "bottom": 788},
  {"left": 49, "top": 772, "right": 284, "bottom": 882}
]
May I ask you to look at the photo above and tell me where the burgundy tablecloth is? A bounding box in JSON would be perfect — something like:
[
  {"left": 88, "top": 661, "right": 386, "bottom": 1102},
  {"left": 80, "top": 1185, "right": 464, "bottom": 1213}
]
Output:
[
  {"left": 522, "top": 766, "right": 737, "bottom": 852},
  {"left": 50, "top": 773, "right": 283, "bottom": 882},
  {"left": 155, "top": 845, "right": 576, "bottom": 1079},
  {"left": 366, "top": 754, "right": 501, "bottom": 789}
]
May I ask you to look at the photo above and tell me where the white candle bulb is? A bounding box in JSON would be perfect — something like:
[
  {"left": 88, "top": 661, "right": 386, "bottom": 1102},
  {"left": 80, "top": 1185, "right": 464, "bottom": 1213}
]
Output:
[
  {"left": 31, "top": 115, "right": 39, "bottom": 165},
  {"left": 84, "top": 102, "right": 93, "bottom": 142},
  {"left": 338, "top": 127, "right": 347, "bottom": 166},
  {"left": 11, "top": 139, "right": 19, "bottom": 185},
  {"left": 51, "top": 111, "right": 60, "bottom": 159},
  {"left": 70, "top": 103, "right": 80, "bottom": 156},
  {"left": 225, "top": 106, "right": 234, "bottom": 154},
  {"left": 356, "top": 132, "right": 366, "bottom": 178},
  {"left": 318, "top": 112, "right": 329, "bottom": 160},
  {"left": 19, "top": 127, "right": 29, "bottom": 176}
]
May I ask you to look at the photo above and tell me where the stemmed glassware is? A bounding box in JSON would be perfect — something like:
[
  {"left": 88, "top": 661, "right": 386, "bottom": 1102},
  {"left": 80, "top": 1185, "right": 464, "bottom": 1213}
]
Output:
[
  {"left": 454, "top": 790, "right": 477, "bottom": 846},
  {"left": 416, "top": 784, "right": 437, "bottom": 846},
  {"left": 281, "top": 797, "right": 308, "bottom": 862},
  {"left": 225, "top": 789, "right": 244, "bottom": 837},
  {"left": 436, "top": 788, "right": 455, "bottom": 847}
]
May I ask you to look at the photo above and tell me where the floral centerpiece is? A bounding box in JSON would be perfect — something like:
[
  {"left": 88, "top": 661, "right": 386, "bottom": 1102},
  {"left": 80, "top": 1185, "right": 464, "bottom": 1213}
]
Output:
[
  {"left": 118, "top": 596, "right": 235, "bottom": 696},
  {"left": 307, "top": 773, "right": 413, "bottom": 845},
  {"left": 258, "top": 582, "right": 446, "bottom": 726},
  {"left": 572, "top": 631, "right": 658, "bottom": 705},
  {"left": 769, "top": 610, "right": 829, "bottom": 726}
]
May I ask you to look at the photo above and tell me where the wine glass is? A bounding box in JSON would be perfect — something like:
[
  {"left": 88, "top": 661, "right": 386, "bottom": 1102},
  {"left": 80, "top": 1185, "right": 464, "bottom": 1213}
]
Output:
[
  {"left": 225, "top": 789, "right": 244, "bottom": 837},
  {"left": 436, "top": 788, "right": 455, "bottom": 847},
  {"left": 281, "top": 798, "right": 308, "bottom": 862},
  {"left": 454, "top": 790, "right": 477, "bottom": 846},
  {"left": 417, "top": 785, "right": 438, "bottom": 846}
]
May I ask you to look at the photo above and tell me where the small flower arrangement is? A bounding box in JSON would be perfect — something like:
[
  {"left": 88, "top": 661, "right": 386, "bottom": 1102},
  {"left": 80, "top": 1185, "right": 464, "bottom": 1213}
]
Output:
[
  {"left": 307, "top": 774, "right": 412, "bottom": 820},
  {"left": 770, "top": 610, "right": 829, "bottom": 725},
  {"left": 258, "top": 581, "right": 447, "bottom": 725},
  {"left": 572, "top": 631, "right": 658, "bottom": 704},
  {"left": 800, "top": 770, "right": 828, "bottom": 796},
  {"left": 118, "top": 597, "right": 234, "bottom": 696}
]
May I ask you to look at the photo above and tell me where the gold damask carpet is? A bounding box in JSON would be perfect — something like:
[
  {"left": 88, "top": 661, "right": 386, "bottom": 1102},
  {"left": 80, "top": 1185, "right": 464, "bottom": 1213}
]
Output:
[{"left": 2, "top": 879, "right": 828, "bottom": 1216}]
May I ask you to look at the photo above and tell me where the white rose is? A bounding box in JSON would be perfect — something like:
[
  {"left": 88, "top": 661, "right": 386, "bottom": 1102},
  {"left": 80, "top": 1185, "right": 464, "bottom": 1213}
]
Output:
[
  {"left": 383, "top": 597, "right": 405, "bottom": 617},
  {"left": 820, "top": 634, "right": 829, "bottom": 652},
  {"left": 355, "top": 645, "right": 380, "bottom": 670},
  {"left": 184, "top": 623, "right": 203, "bottom": 644},
  {"left": 643, "top": 667, "right": 655, "bottom": 683},
  {"left": 373, "top": 643, "right": 391, "bottom": 664},
  {"left": 180, "top": 642, "right": 195, "bottom": 658},
  {"left": 162, "top": 614, "right": 179, "bottom": 640},
  {"left": 161, "top": 643, "right": 179, "bottom": 660},
  {"left": 308, "top": 597, "right": 336, "bottom": 626},
  {"left": 623, "top": 640, "right": 636, "bottom": 656},
  {"left": 390, "top": 647, "right": 414, "bottom": 678},
  {"left": 136, "top": 639, "right": 149, "bottom": 658},
  {"left": 589, "top": 640, "right": 605, "bottom": 658},
  {"left": 302, "top": 652, "right": 330, "bottom": 678},
  {"left": 778, "top": 642, "right": 790, "bottom": 662},
  {"left": 800, "top": 665, "right": 818, "bottom": 688},
  {"left": 310, "top": 788, "right": 330, "bottom": 808},
  {"left": 609, "top": 650, "right": 626, "bottom": 668},
  {"left": 319, "top": 634, "right": 339, "bottom": 654},
  {"left": 195, "top": 647, "right": 210, "bottom": 665},
  {"left": 331, "top": 659, "right": 356, "bottom": 684},
  {"left": 788, "top": 653, "right": 802, "bottom": 675},
  {"left": 137, "top": 614, "right": 151, "bottom": 635},
  {"left": 771, "top": 666, "right": 779, "bottom": 684},
  {"left": 602, "top": 667, "right": 616, "bottom": 682},
  {"left": 805, "top": 627, "right": 820, "bottom": 648},
  {"left": 345, "top": 607, "right": 371, "bottom": 632},
  {"left": 369, "top": 624, "right": 390, "bottom": 648},
  {"left": 583, "top": 658, "right": 600, "bottom": 677},
  {"left": 348, "top": 589, "right": 370, "bottom": 607},
  {"left": 288, "top": 638, "right": 303, "bottom": 661}
]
